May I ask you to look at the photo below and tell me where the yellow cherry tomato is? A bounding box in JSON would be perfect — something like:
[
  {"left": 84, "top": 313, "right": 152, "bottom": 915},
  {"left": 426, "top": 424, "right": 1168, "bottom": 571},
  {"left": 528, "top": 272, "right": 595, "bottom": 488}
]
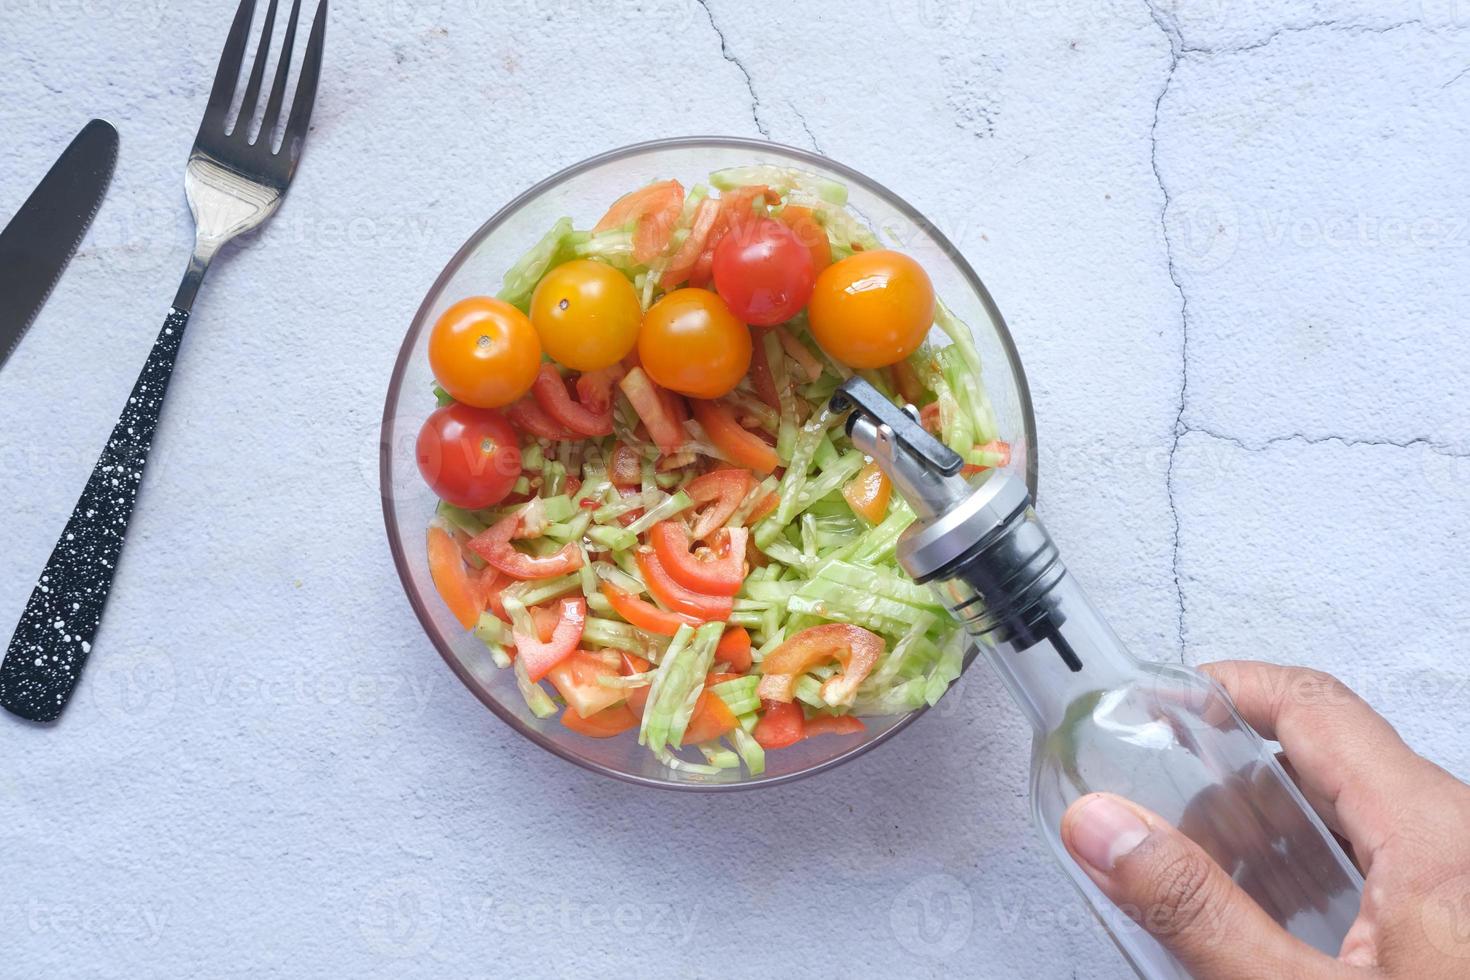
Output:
[
  {"left": 807, "top": 249, "right": 936, "bottom": 369},
  {"left": 530, "top": 260, "right": 642, "bottom": 372},
  {"left": 638, "top": 288, "right": 751, "bottom": 399},
  {"left": 428, "top": 296, "right": 541, "bottom": 408}
]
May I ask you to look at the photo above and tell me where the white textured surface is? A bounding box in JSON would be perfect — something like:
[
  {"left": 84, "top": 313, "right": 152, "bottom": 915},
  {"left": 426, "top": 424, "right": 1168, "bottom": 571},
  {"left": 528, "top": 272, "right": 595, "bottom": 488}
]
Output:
[{"left": 2, "top": 2, "right": 1469, "bottom": 977}]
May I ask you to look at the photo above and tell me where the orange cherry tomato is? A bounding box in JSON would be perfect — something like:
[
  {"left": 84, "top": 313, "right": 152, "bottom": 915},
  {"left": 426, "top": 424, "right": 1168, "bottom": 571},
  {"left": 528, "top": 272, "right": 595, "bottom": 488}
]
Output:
[
  {"left": 756, "top": 623, "right": 885, "bottom": 706},
  {"left": 638, "top": 289, "right": 751, "bottom": 400},
  {"left": 529, "top": 260, "right": 642, "bottom": 372},
  {"left": 842, "top": 460, "right": 892, "bottom": 524},
  {"left": 426, "top": 526, "right": 481, "bottom": 630},
  {"left": 807, "top": 250, "right": 935, "bottom": 369},
  {"left": 428, "top": 296, "right": 541, "bottom": 408}
]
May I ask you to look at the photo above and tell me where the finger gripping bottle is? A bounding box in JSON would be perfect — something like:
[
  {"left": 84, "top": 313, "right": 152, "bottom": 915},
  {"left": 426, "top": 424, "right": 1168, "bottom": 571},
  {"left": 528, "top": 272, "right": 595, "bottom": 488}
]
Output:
[{"left": 831, "top": 378, "right": 1363, "bottom": 979}]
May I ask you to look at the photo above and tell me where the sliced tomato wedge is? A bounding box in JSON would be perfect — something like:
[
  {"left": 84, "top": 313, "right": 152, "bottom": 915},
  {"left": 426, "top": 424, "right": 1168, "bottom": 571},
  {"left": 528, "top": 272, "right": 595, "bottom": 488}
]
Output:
[
  {"left": 690, "top": 398, "right": 779, "bottom": 475},
  {"left": 473, "top": 564, "right": 507, "bottom": 621},
  {"left": 532, "top": 364, "right": 613, "bottom": 437},
  {"left": 561, "top": 702, "right": 638, "bottom": 738},
  {"left": 600, "top": 584, "right": 702, "bottom": 636},
  {"left": 714, "top": 626, "right": 753, "bottom": 673},
  {"left": 594, "top": 179, "right": 685, "bottom": 264},
  {"left": 619, "top": 366, "right": 686, "bottom": 453},
  {"left": 575, "top": 365, "right": 625, "bottom": 416},
  {"left": 512, "top": 596, "right": 586, "bottom": 682},
  {"left": 467, "top": 510, "right": 584, "bottom": 580},
  {"left": 842, "top": 460, "right": 892, "bottom": 524},
  {"left": 756, "top": 623, "right": 884, "bottom": 706},
  {"left": 648, "top": 522, "right": 747, "bottom": 597},
  {"left": 636, "top": 548, "right": 734, "bottom": 621},
  {"left": 748, "top": 335, "right": 781, "bottom": 409},
  {"left": 508, "top": 396, "right": 579, "bottom": 440},
  {"left": 680, "top": 690, "right": 739, "bottom": 745},
  {"left": 752, "top": 699, "right": 804, "bottom": 749},
  {"left": 685, "top": 468, "right": 755, "bottom": 540},
  {"left": 661, "top": 197, "right": 721, "bottom": 288},
  {"left": 803, "top": 715, "right": 866, "bottom": 739},
  {"left": 609, "top": 441, "right": 643, "bottom": 487},
  {"left": 546, "top": 648, "right": 625, "bottom": 718},
  {"left": 427, "top": 525, "right": 481, "bottom": 629}
]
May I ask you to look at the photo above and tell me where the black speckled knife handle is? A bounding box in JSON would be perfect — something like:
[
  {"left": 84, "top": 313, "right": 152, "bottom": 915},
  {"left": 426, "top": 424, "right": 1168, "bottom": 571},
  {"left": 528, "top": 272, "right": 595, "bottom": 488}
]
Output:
[{"left": 1, "top": 307, "right": 189, "bottom": 722}]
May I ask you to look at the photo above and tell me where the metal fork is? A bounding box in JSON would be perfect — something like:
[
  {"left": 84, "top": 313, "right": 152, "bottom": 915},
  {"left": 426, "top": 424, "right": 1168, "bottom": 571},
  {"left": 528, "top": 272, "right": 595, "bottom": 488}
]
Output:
[{"left": 0, "top": 0, "right": 327, "bottom": 722}]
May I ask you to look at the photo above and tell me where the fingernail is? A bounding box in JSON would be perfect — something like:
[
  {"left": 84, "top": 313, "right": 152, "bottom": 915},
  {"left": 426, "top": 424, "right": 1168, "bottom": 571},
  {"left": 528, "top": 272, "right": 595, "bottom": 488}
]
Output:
[{"left": 1069, "top": 795, "right": 1151, "bottom": 872}]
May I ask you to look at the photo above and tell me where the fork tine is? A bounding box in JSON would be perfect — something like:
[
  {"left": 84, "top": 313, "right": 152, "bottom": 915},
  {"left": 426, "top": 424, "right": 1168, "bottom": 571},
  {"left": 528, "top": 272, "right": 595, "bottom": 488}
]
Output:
[
  {"left": 259, "top": 0, "right": 303, "bottom": 149},
  {"left": 233, "top": 0, "right": 280, "bottom": 138},
  {"left": 203, "top": 0, "right": 258, "bottom": 126},
  {"left": 281, "top": 0, "right": 327, "bottom": 162}
]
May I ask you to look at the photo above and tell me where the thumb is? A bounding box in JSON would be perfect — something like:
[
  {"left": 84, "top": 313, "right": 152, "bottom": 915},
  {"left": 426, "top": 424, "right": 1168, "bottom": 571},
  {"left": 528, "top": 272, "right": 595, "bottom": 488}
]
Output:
[{"left": 1061, "top": 793, "right": 1334, "bottom": 979}]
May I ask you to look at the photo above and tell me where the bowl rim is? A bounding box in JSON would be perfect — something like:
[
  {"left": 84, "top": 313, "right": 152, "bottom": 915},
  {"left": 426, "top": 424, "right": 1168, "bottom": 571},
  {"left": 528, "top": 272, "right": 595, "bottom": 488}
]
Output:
[{"left": 380, "top": 135, "right": 1038, "bottom": 792}]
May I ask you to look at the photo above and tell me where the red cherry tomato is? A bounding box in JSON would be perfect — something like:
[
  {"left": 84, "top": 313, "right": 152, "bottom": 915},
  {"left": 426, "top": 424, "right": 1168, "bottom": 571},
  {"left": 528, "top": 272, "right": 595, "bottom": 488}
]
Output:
[
  {"left": 711, "top": 218, "right": 815, "bottom": 327},
  {"left": 415, "top": 403, "right": 522, "bottom": 509}
]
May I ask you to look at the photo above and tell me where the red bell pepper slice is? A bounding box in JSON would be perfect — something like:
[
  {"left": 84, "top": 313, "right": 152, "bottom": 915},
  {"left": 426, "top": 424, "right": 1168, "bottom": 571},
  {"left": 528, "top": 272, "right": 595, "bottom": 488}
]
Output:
[
  {"left": 648, "top": 522, "right": 747, "bottom": 597},
  {"left": 512, "top": 596, "right": 586, "bottom": 682},
  {"left": 532, "top": 364, "right": 613, "bottom": 437},
  {"left": 600, "top": 584, "right": 702, "bottom": 636},
  {"left": 752, "top": 699, "right": 804, "bottom": 749},
  {"left": 660, "top": 197, "right": 721, "bottom": 288},
  {"left": 636, "top": 547, "right": 734, "bottom": 621},
  {"left": 756, "top": 623, "right": 884, "bottom": 706},
  {"left": 426, "top": 526, "right": 481, "bottom": 629},
  {"left": 467, "top": 509, "right": 584, "bottom": 580},
  {"left": 842, "top": 460, "right": 892, "bottom": 525},
  {"left": 690, "top": 398, "right": 779, "bottom": 475},
  {"left": 714, "top": 626, "right": 753, "bottom": 673}
]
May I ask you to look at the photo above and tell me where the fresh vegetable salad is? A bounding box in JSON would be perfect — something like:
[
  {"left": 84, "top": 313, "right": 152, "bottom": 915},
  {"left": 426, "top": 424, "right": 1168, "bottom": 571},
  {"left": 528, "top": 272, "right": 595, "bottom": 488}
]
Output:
[{"left": 415, "top": 164, "right": 1009, "bottom": 776}]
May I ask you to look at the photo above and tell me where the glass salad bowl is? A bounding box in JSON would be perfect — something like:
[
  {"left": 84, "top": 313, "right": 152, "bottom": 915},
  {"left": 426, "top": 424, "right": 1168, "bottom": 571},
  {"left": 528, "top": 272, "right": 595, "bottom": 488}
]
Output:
[{"left": 380, "top": 137, "right": 1037, "bottom": 790}]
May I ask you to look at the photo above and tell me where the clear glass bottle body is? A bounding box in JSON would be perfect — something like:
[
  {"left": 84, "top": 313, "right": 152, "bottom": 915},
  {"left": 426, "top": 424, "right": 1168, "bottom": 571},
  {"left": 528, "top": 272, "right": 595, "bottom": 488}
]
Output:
[{"left": 931, "top": 571, "right": 1364, "bottom": 978}]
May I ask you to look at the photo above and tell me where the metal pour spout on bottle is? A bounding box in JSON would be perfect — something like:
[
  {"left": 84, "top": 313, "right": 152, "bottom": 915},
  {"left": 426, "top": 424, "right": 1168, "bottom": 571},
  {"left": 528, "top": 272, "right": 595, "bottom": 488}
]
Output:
[{"left": 829, "top": 377, "right": 1364, "bottom": 980}]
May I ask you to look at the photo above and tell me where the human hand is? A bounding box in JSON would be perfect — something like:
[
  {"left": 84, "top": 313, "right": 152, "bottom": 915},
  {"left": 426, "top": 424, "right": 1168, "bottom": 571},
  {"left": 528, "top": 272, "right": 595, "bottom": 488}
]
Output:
[{"left": 1060, "top": 661, "right": 1470, "bottom": 978}]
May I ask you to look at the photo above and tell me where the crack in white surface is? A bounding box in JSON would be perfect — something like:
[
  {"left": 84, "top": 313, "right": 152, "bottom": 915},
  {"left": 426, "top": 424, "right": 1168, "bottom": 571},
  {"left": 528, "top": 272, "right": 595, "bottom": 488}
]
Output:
[
  {"left": 696, "top": 0, "right": 770, "bottom": 138},
  {"left": 1158, "top": 13, "right": 1457, "bottom": 57},
  {"left": 1145, "top": 0, "right": 1190, "bottom": 662},
  {"left": 1187, "top": 426, "right": 1470, "bottom": 458}
]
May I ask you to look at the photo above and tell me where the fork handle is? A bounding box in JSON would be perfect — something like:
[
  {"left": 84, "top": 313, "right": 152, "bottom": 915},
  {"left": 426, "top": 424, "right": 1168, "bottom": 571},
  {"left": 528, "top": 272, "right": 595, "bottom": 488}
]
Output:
[{"left": 0, "top": 307, "right": 190, "bottom": 722}]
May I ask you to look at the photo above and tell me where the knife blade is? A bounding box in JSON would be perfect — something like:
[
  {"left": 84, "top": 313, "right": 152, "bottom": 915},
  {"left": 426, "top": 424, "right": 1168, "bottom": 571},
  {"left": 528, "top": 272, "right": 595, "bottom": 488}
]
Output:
[{"left": 0, "top": 119, "right": 119, "bottom": 371}]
